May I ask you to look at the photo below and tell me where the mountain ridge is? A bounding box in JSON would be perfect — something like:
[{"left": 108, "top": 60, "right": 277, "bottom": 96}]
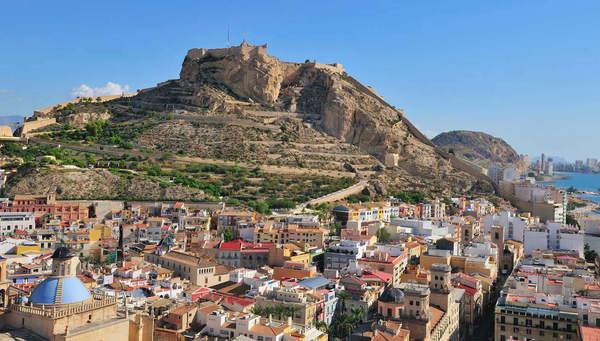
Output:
[
  {"left": 432, "top": 130, "right": 527, "bottom": 172},
  {"left": 8, "top": 42, "right": 495, "bottom": 202}
]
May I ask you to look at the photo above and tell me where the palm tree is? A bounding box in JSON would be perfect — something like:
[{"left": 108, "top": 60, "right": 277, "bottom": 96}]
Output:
[
  {"left": 315, "top": 320, "right": 328, "bottom": 333},
  {"left": 251, "top": 305, "right": 265, "bottom": 317},
  {"left": 350, "top": 307, "right": 364, "bottom": 322},
  {"left": 264, "top": 305, "right": 275, "bottom": 318},
  {"left": 285, "top": 305, "right": 301, "bottom": 322},
  {"left": 274, "top": 304, "right": 286, "bottom": 320},
  {"left": 334, "top": 313, "right": 355, "bottom": 341},
  {"left": 336, "top": 290, "right": 352, "bottom": 313}
]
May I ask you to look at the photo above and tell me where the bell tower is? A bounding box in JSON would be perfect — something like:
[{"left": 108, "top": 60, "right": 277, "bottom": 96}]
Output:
[
  {"left": 429, "top": 263, "right": 453, "bottom": 311},
  {"left": 402, "top": 284, "right": 430, "bottom": 321},
  {"left": 51, "top": 247, "right": 79, "bottom": 277}
]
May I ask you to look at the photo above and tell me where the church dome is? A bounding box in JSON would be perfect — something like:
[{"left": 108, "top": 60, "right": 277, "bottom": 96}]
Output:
[{"left": 29, "top": 277, "right": 91, "bottom": 305}]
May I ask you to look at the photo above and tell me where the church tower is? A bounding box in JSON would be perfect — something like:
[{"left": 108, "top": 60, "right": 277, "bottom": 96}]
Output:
[{"left": 429, "top": 263, "right": 452, "bottom": 311}]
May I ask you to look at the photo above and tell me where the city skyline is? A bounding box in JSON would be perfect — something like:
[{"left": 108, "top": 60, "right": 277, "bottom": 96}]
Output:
[{"left": 2, "top": 1, "right": 600, "bottom": 159}]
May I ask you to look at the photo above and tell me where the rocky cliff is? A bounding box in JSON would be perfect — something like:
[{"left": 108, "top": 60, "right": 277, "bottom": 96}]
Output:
[
  {"left": 172, "top": 43, "right": 490, "bottom": 192},
  {"left": 432, "top": 130, "right": 526, "bottom": 171}
]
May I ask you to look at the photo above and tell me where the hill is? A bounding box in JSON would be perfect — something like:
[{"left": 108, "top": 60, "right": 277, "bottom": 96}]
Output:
[
  {"left": 432, "top": 130, "right": 526, "bottom": 171},
  {"left": 2, "top": 43, "right": 494, "bottom": 205}
]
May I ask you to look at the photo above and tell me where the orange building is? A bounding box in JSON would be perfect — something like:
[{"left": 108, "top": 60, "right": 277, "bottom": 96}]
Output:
[
  {"left": 272, "top": 261, "right": 317, "bottom": 280},
  {"left": 0, "top": 194, "right": 89, "bottom": 222}
]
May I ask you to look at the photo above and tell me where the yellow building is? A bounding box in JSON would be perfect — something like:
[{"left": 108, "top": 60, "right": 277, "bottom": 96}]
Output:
[
  {"left": 268, "top": 243, "right": 311, "bottom": 267},
  {"left": 15, "top": 244, "right": 41, "bottom": 255},
  {"left": 89, "top": 224, "right": 113, "bottom": 242},
  {"left": 254, "top": 223, "right": 327, "bottom": 248}
]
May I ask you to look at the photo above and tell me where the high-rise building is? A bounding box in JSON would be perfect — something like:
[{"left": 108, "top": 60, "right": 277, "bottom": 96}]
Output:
[{"left": 545, "top": 158, "right": 554, "bottom": 176}]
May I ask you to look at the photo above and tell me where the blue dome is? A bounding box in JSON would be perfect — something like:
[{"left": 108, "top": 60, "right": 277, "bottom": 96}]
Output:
[{"left": 30, "top": 277, "right": 91, "bottom": 305}]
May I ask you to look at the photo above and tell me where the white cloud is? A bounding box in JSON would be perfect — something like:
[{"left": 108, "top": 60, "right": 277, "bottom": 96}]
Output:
[
  {"left": 0, "top": 88, "right": 12, "bottom": 94},
  {"left": 71, "top": 82, "right": 131, "bottom": 98}
]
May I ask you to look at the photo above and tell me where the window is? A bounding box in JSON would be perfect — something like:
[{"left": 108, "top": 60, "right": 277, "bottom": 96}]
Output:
[
  {"left": 514, "top": 317, "right": 518, "bottom": 325},
  {"left": 501, "top": 316, "right": 505, "bottom": 323}
]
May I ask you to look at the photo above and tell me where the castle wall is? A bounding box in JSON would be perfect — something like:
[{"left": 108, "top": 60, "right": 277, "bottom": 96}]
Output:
[
  {"left": 0, "top": 126, "right": 13, "bottom": 137},
  {"left": 20, "top": 118, "right": 56, "bottom": 137}
]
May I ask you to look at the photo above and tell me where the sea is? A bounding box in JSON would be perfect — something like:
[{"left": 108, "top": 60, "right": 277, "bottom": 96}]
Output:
[
  {"left": 543, "top": 172, "right": 600, "bottom": 250},
  {"left": 548, "top": 171, "right": 600, "bottom": 204}
]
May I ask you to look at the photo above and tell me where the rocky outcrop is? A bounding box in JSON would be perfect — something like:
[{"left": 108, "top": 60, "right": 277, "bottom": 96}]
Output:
[
  {"left": 180, "top": 43, "right": 285, "bottom": 104},
  {"left": 174, "top": 43, "right": 483, "bottom": 190},
  {"left": 61, "top": 111, "right": 111, "bottom": 128},
  {"left": 432, "top": 130, "right": 526, "bottom": 171}
]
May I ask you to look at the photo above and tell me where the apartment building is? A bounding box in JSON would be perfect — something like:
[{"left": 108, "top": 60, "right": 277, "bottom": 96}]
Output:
[
  {"left": 217, "top": 239, "right": 271, "bottom": 269},
  {"left": 0, "top": 212, "right": 35, "bottom": 236},
  {"left": 324, "top": 240, "right": 367, "bottom": 271},
  {"left": 494, "top": 253, "right": 598, "bottom": 341},
  {"left": 254, "top": 223, "right": 327, "bottom": 248},
  {"left": 332, "top": 202, "right": 399, "bottom": 226},
  {"left": 357, "top": 250, "right": 408, "bottom": 288},
  {"left": 254, "top": 286, "right": 319, "bottom": 327},
  {"left": 144, "top": 250, "right": 230, "bottom": 287},
  {"left": 0, "top": 194, "right": 89, "bottom": 222}
]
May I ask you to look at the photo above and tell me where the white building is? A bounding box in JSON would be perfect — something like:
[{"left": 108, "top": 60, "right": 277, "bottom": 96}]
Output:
[
  {"left": 388, "top": 218, "right": 449, "bottom": 238},
  {"left": 523, "top": 222, "right": 584, "bottom": 257},
  {"left": 0, "top": 212, "right": 35, "bottom": 236},
  {"left": 483, "top": 211, "right": 529, "bottom": 242},
  {"left": 464, "top": 242, "right": 498, "bottom": 260},
  {"left": 324, "top": 240, "right": 368, "bottom": 271}
]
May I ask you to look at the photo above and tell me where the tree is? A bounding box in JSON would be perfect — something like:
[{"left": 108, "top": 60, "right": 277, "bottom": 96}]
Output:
[
  {"left": 314, "top": 320, "right": 329, "bottom": 333},
  {"left": 376, "top": 228, "right": 391, "bottom": 243},
  {"left": 566, "top": 186, "right": 578, "bottom": 193},
  {"left": 285, "top": 305, "right": 300, "bottom": 319},
  {"left": 85, "top": 119, "right": 107, "bottom": 139},
  {"left": 222, "top": 227, "right": 233, "bottom": 242},
  {"left": 394, "top": 191, "right": 426, "bottom": 204},
  {"left": 329, "top": 222, "right": 342, "bottom": 237},
  {"left": 584, "top": 243, "right": 599, "bottom": 263},
  {"left": 336, "top": 290, "right": 352, "bottom": 313},
  {"left": 566, "top": 214, "right": 580, "bottom": 227}
]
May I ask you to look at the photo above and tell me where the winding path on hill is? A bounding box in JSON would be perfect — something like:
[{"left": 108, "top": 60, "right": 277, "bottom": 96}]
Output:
[{"left": 294, "top": 179, "right": 369, "bottom": 213}]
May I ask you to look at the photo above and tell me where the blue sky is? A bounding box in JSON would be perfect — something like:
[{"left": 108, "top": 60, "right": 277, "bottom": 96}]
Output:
[{"left": 1, "top": 1, "right": 599, "bottom": 160}]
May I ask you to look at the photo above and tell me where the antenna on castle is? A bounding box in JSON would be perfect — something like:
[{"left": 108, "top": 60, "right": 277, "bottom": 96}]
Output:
[{"left": 227, "top": 25, "right": 231, "bottom": 47}]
